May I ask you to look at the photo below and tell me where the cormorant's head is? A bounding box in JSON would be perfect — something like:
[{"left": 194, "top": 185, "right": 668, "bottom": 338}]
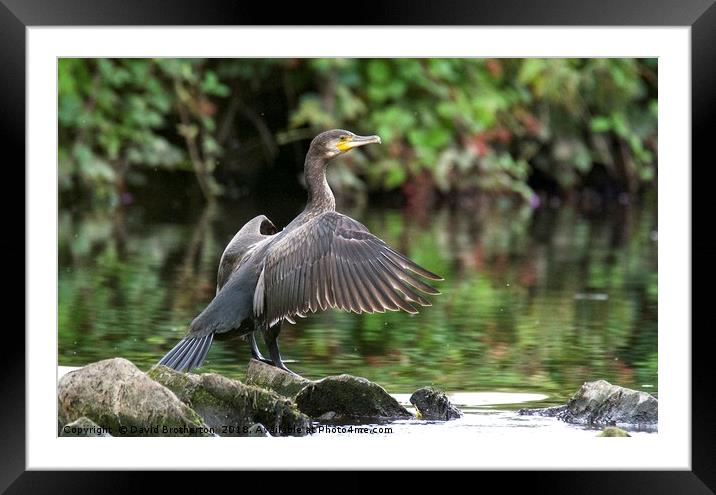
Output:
[{"left": 310, "top": 129, "right": 381, "bottom": 160}]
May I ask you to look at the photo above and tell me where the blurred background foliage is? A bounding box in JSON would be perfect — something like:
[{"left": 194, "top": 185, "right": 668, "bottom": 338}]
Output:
[{"left": 58, "top": 58, "right": 657, "bottom": 207}]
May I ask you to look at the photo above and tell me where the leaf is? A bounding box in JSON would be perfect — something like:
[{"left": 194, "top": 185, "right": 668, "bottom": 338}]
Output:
[
  {"left": 201, "top": 71, "right": 230, "bottom": 97},
  {"left": 518, "top": 59, "right": 545, "bottom": 84},
  {"left": 366, "top": 59, "right": 391, "bottom": 84},
  {"left": 177, "top": 124, "right": 199, "bottom": 140},
  {"left": 384, "top": 166, "right": 406, "bottom": 189},
  {"left": 590, "top": 116, "right": 611, "bottom": 133}
]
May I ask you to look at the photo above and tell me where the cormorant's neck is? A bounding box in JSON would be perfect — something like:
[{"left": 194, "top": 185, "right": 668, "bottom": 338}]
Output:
[{"left": 304, "top": 149, "right": 335, "bottom": 212}]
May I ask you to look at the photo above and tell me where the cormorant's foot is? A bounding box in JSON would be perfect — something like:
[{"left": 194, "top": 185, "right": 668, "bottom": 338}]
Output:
[
  {"left": 251, "top": 357, "right": 274, "bottom": 365},
  {"left": 274, "top": 362, "right": 300, "bottom": 377}
]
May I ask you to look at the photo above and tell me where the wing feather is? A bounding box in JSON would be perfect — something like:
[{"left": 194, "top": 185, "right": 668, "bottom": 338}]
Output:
[
  {"left": 335, "top": 252, "right": 356, "bottom": 312},
  {"left": 254, "top": 211, "right": 440, "bottom": 324},
  {"left": 374, "top": 256, "right": 432, "bottom": 306},
  {"left": 345, "top": 246, "right": 383, "bottom": 313},
  {"left": 344, "top": 255, "right": 371, "bottom": 313},
  {"left": 365, "top": 258, "right": 418, "bottom": 313}
]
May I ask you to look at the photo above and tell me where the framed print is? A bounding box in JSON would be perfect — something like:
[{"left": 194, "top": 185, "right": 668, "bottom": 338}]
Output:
[{"left": 5, "top": 0, "right": 712, "bottom": 491}]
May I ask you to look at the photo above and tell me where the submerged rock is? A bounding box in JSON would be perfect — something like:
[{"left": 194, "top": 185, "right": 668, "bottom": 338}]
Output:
[
  {"left": 598, "top": 427, "right": 631, "bottom": 437},
  {"left": 519, "top": 380, "right": 658, "bottom": 428},
  {"left": 58, "top": 358, "right": 211, "bottom": 437},
  {"left": 60, "top": 417, "right": 112, "bottom": 437},
  {"left": 148, "top": 365, "right": 312, "bottom": 437},
  {"left": 410, "top": 387, "right": 463, "bottom": 420},
  {"left": 245, "top": 359, "right": 311, "bottom": 397},
  {"left": 518, "top": 405, "right": 568, "bottom": 418},
  {"left": 295, "top": 374, "right": 413, "bottom": 420}
]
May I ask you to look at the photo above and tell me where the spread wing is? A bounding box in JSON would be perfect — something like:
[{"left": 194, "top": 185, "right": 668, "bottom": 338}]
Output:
[{"left": 253, "top": 211, "right": 442, "bottom": 326}]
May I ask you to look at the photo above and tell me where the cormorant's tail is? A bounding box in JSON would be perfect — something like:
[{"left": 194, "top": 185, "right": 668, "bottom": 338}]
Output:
[{"left": 157, "top": 333, "right": 214, "bottom": 372}]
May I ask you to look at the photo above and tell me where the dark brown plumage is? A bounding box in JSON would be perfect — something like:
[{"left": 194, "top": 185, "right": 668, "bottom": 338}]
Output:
[
  {"left": 254, "top": 212, "right": 441, "bottom": 327},
  {"left": 158, "top": 129, "right": 442, "bottom": 374}
]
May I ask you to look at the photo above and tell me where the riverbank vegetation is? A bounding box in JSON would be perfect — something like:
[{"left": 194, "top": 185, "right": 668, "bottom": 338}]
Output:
[{"left": 59, "top": 58, "right": 657, "bottom": 208}]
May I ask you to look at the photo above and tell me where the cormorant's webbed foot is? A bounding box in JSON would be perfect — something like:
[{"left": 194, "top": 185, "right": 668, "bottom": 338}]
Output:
[{"left": 273, "top": 361, "right": 299, "bottom": 376}]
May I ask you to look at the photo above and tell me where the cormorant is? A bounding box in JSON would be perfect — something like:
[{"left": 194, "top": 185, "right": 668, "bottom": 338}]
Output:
[{"left": 158, "top": 129, "right": 442, "bottom": 374}]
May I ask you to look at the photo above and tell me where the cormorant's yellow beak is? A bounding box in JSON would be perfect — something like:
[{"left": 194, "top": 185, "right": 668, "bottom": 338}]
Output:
[{"left": 337, "top": 134, "right": 381, "bottom": 152}]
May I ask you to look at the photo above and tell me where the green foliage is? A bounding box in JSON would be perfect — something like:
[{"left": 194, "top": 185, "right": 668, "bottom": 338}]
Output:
[
  {"left": 59, "top": 58, "right": 657, "bottom": 206},
  {"left": 291, "top": 58, "right": 657, "bottom": 199},
  {"left": 58, "top": 59, "right": 227, "bottom": 204}
]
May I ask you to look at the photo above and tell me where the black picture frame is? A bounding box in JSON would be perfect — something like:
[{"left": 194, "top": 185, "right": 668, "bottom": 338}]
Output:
[{"left": 4, "top": 0, "right": 711, "bottom": 492}]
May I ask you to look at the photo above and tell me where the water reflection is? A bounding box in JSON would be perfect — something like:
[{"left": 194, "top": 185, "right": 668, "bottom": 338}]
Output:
[{"left": 58, "top": 198, "right": 657, "bottom": 404}]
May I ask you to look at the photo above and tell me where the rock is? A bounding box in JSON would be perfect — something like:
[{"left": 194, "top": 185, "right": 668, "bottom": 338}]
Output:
[
  {"left": 245, "top": 359, "right": 312, "bottom": 397},
  {"left": 598, "top": 427, "right": 631, "bottom": 437},
  {"left": 58, "top": 358, "right": 212, "bottom": 436},
  {"left": 247, "top": 424, "right": 271, "bottom": 437},
  {"left": 60, "top": 417, "right": 112, "bottom": 437},
  {"left": 148, "top": 365, "right": 312, "bottom": 437},
  {"left": 410, "top": 387, "right": 463, "bottom": 420},
  {"left": 245, "top": 360, "right": 412, "bottom": 421},
  {"left": 563, "top": 380, "right": 658, "bottom": 426},
  {"left": 295, "top": 374, "right": 413, "bottom": 420},
  {"left": 519, "top": 380, "right": 658, "bottom": 428}
]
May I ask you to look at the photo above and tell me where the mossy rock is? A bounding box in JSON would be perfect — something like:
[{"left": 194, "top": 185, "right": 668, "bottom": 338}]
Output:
[
  {"left": 295, "top": 374, "right": 413, "bottom": 420},
  {"left": 410, "top": 387, "right": 463, "bottom": 420},
  {"left": 245, "top": 359, "right": 312, "bottom": 398},
  {"left": 58, "top": 358, "right": 211, "bottom": 437},
  {"left": 148, "top": 365, "right": 312, "bottom": 437},
  {"left": 597, "top": 427, "right": 631, "bottom": 437}
]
